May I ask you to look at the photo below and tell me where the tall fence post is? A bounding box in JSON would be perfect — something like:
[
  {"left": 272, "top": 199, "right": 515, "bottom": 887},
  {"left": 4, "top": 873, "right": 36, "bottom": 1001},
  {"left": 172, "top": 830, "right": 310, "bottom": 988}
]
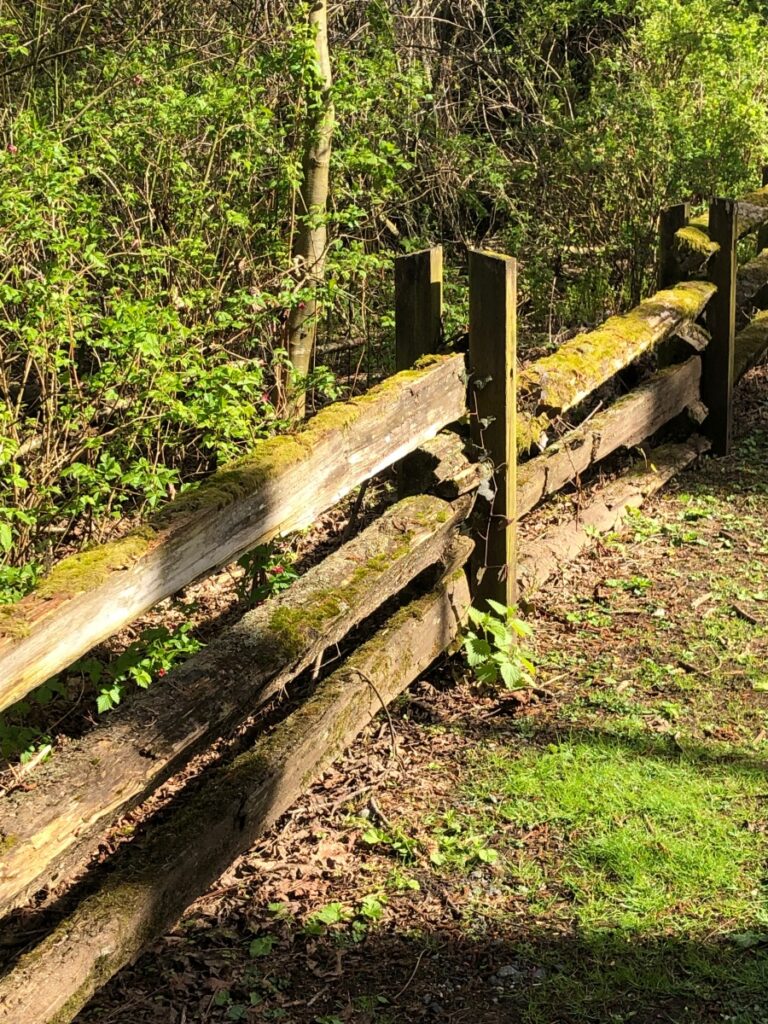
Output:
[
  {"left": 703, "top": 197, "right": 737, "bottom": 456},
  {"left": 468, "top": 249, "right": 517, "bottom": 609},
  {"left": 395, "top": 246, "right": 443, "bottom": 370},
  {"left": 758, "top": 166, "right": 768, "bottom": 254},
  {"left": 658, "top": 202, "right": 689, "bottom": 289}
]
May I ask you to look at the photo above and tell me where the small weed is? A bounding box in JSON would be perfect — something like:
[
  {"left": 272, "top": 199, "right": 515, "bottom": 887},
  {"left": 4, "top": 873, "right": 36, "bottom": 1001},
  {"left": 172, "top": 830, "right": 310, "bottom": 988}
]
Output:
[{"left": 463, "top": 600, "right": 535, "bottom": 690}]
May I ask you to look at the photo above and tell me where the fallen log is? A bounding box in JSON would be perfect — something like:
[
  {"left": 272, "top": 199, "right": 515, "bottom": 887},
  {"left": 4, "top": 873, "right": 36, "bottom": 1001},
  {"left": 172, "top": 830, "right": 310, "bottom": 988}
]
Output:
[
  {"left": 517, "top": 357, "right": 703, "bottom": 517},
  {"left": 735, "top": 311, "right": 768, "bottom": 382},
  {"left": 0, "top": 494, "right": 467, "bottom": 915},
  {"left": 0, "top": 354, "right": 467, "bottom": 712},
  {"left": 0, "top": 543, "right": 473, "bottom": 1024},
  {"left": 518, "top": 282, "right": 715, "bottom": 417},
  {"left": 517, "top": 435, "right": 711, "bottom": 594}
]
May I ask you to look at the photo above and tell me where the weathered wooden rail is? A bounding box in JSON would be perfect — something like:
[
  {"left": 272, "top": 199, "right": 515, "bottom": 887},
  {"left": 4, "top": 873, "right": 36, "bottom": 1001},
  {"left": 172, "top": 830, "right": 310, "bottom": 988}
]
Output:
[{"left": 1, "top": 175, "right": 768, "bottom": 1024}]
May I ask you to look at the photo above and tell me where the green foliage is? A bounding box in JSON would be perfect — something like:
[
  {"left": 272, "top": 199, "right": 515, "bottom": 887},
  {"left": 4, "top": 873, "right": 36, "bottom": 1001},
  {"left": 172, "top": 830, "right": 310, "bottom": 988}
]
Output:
[
  {"left": 462, "top": 600, "right": 535, "bottom": 690},
  {"left": 236, "top": 542, "right": 299, "bottom": 608},
  {"left": 0, "top": 622, "right": 202, "bottom": 761}
]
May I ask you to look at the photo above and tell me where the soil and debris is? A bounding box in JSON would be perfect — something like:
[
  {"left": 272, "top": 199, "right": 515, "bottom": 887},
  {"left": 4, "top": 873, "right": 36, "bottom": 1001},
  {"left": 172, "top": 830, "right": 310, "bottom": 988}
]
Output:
[{"left": 49, "top": 363, "right": 768, "bottom": 1024}]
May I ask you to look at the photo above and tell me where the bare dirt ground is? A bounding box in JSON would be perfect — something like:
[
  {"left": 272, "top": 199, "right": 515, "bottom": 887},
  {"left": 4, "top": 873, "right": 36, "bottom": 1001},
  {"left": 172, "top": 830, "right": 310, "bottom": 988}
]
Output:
[{"left": 65, "top": 363, "right": 768, "bottom": 1024}]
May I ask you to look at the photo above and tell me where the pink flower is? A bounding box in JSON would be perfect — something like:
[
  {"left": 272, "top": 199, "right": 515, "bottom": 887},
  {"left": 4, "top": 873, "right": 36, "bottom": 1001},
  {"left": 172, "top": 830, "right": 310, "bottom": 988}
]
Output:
[
  {"left": 269, "top": 566, "right": 285, "bottom": 576},
  {"left": 7, "top": 144, "right": 17, "bottom": 155},
  {"left": 157, "top": 668, "right": 166, "bottom": 677}
]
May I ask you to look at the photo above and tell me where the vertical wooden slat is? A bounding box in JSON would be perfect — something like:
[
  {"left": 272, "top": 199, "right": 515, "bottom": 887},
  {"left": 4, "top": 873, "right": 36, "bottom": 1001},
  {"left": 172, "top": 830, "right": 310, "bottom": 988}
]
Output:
[
  {"left": 658, "top": 202, "right": 689, "bottom": 289},
  {"left": 468, "top": 249, "right": 517, "bottom": 608},
  {"left": 394, "top": 247, "right": 443, "bottom": 370},
  {"left": 704, "top": 198, "right": 737, "bottom": 456},
  {"left": 758, "top": 167, "right": 768, "bottom": 253}
]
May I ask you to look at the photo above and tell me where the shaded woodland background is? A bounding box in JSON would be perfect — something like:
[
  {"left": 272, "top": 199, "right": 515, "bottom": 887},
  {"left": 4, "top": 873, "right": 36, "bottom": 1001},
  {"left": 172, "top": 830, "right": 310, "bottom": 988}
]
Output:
[{"left": 1, "top": 0, "right": 768, "bottom": 583}]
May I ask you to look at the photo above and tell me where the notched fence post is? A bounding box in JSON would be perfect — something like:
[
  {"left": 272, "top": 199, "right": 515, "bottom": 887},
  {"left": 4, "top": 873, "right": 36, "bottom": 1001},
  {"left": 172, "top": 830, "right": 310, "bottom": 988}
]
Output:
[
  {"left": 468, "top": 248, "right": 517, "bottom": 609},
  {"left": 395, "top": 246, "right": 444, "bottom": 497},
  {"left": 703, "top": 197, "right": 737, "bottom": 456},
  {"left": 395, "top": 246, "right": 443, "bottom": 371},
  {"left": 658, "top": 202, "right": 689, "bottom": 289}
]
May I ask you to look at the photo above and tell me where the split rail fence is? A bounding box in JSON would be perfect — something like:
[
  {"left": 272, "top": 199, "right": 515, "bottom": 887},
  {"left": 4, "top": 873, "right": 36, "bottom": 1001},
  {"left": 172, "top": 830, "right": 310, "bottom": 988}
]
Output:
[{"left": 1, "top": 176, "right": 768, "bottom": 1023}]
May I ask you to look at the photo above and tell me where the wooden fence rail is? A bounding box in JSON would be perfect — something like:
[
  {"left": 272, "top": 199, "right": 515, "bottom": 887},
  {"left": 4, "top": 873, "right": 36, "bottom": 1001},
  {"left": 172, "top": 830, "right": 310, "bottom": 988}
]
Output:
[{"left": 0, "top": 354, "right": 466, "bottom": 712}]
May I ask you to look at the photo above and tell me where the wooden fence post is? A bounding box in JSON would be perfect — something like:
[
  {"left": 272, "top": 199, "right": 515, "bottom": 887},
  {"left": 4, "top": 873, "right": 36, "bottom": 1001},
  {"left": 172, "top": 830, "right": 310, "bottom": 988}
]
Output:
[
  {"left": 395, "top": 246, "right": 443, "bottom": 370},
  {"left": 468, "top": 249, "right": 517, "bottom": 609},
  {"left": 758, "top": 166, "right": 768, "bottom": 253},
  {"left": 703, "top": 197, "right": 737, "bottom": 456},
  {"left": 658, "top": 202, "right": 689, "bottom": 289}
]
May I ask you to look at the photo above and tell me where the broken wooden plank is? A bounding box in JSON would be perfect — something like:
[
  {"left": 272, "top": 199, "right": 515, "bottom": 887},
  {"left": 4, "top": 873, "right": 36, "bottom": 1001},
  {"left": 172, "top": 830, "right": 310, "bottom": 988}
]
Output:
[
  {"left": 0, "top": 354, "right": 467, "bottom": 713},
  {"left": 0, "top": 494, "right": 468, "bottom": 915},
  {"left": 0, "top": 543, "right": 473, "bottom": 1024},
  {"left": 517, "top": 436, "right": 711, "bottom": 594},
  {"left": 518, "top": 281, "right": 715, "bottom": 417},
  {"left": 517, "top": 357, "right": 703, "bottom": 517},
  {"left": 735, "top": 310, "right": 768, "bottom": 381}
]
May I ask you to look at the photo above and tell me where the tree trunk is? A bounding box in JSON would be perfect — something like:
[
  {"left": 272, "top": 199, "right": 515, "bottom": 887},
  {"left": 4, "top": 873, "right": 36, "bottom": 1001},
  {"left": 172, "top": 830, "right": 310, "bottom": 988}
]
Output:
[{"left": 285, "top": 1, "right": 334, "bottom": 417}]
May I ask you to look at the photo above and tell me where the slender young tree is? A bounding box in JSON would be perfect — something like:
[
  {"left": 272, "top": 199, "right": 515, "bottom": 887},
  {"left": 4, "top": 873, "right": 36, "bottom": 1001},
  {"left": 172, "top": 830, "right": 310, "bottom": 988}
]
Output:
[{"left": 285, "top": 0, "right": 334, "bottom": 417}]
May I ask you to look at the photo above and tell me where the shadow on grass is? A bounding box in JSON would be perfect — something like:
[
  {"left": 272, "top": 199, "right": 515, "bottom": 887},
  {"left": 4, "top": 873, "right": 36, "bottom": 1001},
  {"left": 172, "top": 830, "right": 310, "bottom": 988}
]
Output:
[{"left": 72, "top": 905, "right": 768, "bottom": 1024}]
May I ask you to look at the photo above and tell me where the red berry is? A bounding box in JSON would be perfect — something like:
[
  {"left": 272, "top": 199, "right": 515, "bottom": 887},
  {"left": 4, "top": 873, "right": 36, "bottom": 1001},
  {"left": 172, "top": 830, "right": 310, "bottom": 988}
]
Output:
[
  {"left": 7, "top": 144, "right": 17, "bottom": 155},
  {"left": 157, "top": 668, "right": 166, "bottom": 677}
]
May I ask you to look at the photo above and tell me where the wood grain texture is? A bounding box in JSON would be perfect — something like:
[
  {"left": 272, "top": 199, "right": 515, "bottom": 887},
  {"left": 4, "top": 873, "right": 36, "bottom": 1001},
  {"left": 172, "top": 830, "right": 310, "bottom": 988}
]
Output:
[
  {"left": 0, "top": 495, "right": 469, "bottom": 915},
  {"left": 468, "top": 249, "right": 517, "bottom": 607},
  {"left": 517, "top": 357, "right": 703, "bottom": 517},
  {"left": 518, "top": 281, "right": 715, "bottom": 417},
  {"left": 517, "top": 435, "right": 711, "bottom": 594},
  {"left": 395, "top": 247, "right": 443, "bottom": 370},
  {"left": 0, "top": 355, "right": 467, "bottom": 712},
  {"left": 735, "top": 310, "right": 768, "bottom": 381},
  {"left": 0, "top": 544, "right": 472, "bottom": 1024}
]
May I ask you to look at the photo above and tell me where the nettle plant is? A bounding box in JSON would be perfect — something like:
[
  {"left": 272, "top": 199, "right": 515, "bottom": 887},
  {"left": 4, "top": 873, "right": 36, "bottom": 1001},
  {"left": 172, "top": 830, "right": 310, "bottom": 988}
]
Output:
[{"left": 462, "top": 600, "right": 535, "bottom": 690}]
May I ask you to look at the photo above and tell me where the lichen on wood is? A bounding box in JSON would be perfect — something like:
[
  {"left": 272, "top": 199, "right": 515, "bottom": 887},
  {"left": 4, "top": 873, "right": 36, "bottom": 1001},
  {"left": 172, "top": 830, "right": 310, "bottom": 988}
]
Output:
[
  {"left": 518, "top": 281, "right": 715, "bottom": 416},
  {"left": 0, "top": 353, "right": 467, "bottom": 711},
  {"left": 0, "top": 545, "right": 472, "bottom": 1024},
  {"left": 0, "top": 493, "right": 469, "bottom": 914}
]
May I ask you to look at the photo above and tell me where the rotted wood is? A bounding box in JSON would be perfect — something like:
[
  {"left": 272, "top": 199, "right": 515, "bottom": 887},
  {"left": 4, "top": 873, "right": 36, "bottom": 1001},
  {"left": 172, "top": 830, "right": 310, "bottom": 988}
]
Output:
[
  {"left": 0, "top": 354, "right": 467, "bottom": 713},
  {"left": 517, "top": 436, "right": 711, "bottom": 595},
  {"left": 517, "top": 281, "right": 715, "bottom": 420},
  {"left": 0, "top": 495, "right": 470, "bottom": 915},
  {"left": 0, "top": 542, "right": 473, "bottom": 1024},
  {"left": 517, "top": 357, "right": 703, "bottom": 517},
  {"left": 398, "top": 431, "right": 492, "bottom": 500}
]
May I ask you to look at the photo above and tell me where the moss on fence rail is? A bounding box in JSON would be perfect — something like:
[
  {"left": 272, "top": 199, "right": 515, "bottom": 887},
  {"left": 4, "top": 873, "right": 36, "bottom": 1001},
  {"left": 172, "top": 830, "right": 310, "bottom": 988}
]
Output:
[{"left": 518, "top": 280, "right": 715, "bottom": 419}]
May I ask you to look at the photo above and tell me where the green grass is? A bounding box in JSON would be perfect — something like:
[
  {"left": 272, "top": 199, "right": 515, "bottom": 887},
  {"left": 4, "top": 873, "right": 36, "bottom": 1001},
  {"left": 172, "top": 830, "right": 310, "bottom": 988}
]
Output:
[{"left": 467, "top": 736, "right": 768, "bottom": 932}]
